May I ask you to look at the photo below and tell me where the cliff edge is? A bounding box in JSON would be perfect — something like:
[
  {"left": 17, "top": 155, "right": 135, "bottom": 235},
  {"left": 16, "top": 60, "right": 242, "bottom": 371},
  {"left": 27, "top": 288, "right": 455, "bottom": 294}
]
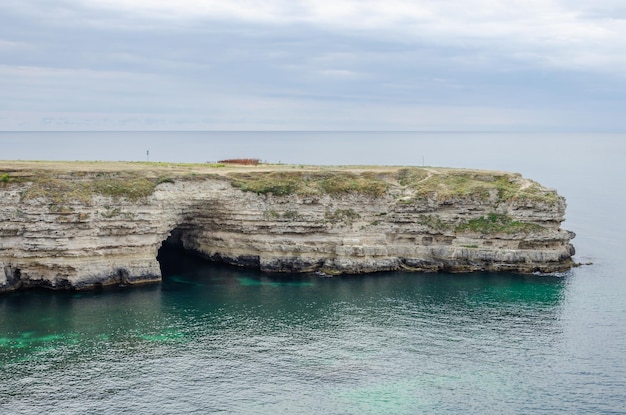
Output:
[{"left": 0, "top": 161, "right": 575, "bottom": 292}]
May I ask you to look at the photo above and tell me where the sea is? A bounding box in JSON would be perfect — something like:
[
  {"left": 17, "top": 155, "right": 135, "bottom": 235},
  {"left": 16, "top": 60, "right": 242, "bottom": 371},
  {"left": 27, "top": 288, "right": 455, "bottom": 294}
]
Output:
[{"left": 1, "top": 132, "right": 625, "bottom": 414}]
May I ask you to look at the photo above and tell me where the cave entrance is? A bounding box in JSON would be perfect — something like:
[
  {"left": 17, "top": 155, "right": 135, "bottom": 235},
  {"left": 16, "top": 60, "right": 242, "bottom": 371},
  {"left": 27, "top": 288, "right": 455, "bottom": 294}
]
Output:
[
  {"left": 156, "top": 226, "right": 206, "bottom": 280},
  {"left": 156, "top": 224, "right": 263, "bottom": 282}
]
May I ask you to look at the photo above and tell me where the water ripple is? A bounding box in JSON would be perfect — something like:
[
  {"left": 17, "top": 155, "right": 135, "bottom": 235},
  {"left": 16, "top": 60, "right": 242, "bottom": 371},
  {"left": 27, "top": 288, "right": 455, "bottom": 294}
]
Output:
[{"left": 1, "top": 263, "right": 624, "bottom": 414}]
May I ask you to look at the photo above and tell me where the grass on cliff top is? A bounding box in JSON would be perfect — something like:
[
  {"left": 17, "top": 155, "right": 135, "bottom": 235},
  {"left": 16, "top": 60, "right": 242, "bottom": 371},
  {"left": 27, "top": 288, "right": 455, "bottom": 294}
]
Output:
[
  {"left": 397, "top": 167, "right": 560, "bottom": 204},
  {"left": 229, "top": 171, "right": 390, "bottom": 197},
  {"left": 1, "top": 161, "right": 560, "bottom": 204},
  {"left": 15, "top": 172, "right": 174, "bottom": 203},
  {"left": 0, "top": 161, "right": 229, "bottom": 203}
]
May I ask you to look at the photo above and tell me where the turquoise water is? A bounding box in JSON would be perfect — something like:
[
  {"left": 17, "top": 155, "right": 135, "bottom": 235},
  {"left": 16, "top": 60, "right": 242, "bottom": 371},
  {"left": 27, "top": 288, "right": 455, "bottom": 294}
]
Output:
[
  {"left": 0, "top": 257, "right": 587, "bottom": 414},
  {"left": 1, "top": 255, "right": 623, "bottom": 414},
  {"left": 1, "top": 132, "right": 626, "bottom": 413}
]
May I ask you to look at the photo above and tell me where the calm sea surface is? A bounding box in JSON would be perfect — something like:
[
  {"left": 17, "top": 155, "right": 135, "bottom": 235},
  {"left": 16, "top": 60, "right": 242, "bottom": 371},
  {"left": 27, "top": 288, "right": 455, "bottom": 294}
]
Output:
[{"left": 1, "top": 132, "right": 625, "bottom": 414}]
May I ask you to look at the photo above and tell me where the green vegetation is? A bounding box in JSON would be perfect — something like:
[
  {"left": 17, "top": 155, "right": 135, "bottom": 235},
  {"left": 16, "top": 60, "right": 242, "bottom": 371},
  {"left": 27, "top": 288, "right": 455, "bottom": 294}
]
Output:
[
  {"left": 510, "top": 183, "right": 560, "bottom": 204},
  {"left": 262, "top": 209, "right": 300, "bottom": 221},
  {"left": 132, "top": 161, "right": 225, "bottom": 168},
  {"left": 48, "top": 204, "right": 74, "bottom": 214},
  {"left": 456, "top": 213, "right": 545, "bottom": 235},
  {"left": 1, "top": 161, "right": 561, "bottom": 207},
  {"left": 325, "top": 209, "right": 361, "bottom": 224},
  {"left": 282, "top": 210, "right": 300, "bottom": 221},
  {"left": 397, "top": 168, "right": 560, "bottom": 204},
  {"left": 232, "top": 172, "right": 298, "bottom": 196},
  {"left": 101, "top": 206, "right": 122, "bottom": 218},
  {"left": 91, "top": 176, "right": 158, "bottom": 200},
  {"left": 18, "top": 172, "right": 175, "bottom": 203},
  {"left": 156, "top": 176, "right": 175, "bottom": 185},
  {"left": 218, "top": 158, "right": 260, "bottom": 165},
  {"left": 230, "top": 171, "right": 389, "bottom": 197},
  {"left": 418, "top": 214, "right": 450, "bottom": 231},
  {"left": 416, "top": 212, "right": 545, "bottom": 235},
  {"left": 410, "top": 171, "right": 505, "bottom": 199},
  {"left": 263, "top": 210, "right": 281, "bottom": 219},
  {"left": 397, "top": 168, "right": 429, "bottom": 186}
]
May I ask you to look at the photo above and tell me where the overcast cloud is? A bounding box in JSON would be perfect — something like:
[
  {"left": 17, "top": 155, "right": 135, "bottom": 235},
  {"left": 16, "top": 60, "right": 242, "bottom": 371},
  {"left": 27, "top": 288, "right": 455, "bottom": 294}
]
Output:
[{"left": 1, "top": 0, "right": 625, "bottom": 131}]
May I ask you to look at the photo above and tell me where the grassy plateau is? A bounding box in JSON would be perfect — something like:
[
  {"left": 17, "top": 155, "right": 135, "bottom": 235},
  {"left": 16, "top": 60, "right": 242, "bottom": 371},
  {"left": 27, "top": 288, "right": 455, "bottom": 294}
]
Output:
[{"left": 0, "top": 161, "right": 560, "bottom": 206}]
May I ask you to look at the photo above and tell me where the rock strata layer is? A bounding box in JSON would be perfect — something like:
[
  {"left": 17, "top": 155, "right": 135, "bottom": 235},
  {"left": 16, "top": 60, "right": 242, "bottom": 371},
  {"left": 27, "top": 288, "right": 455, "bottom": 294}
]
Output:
[{"left": 0, "top": 162, "right": 575, "bottom": 292}]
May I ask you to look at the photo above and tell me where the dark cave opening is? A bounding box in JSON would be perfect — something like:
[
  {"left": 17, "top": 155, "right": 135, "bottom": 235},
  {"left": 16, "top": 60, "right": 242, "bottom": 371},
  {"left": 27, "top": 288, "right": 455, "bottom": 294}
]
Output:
[{"left": 157, "top": 227, "right": 197, "bottom": 278}]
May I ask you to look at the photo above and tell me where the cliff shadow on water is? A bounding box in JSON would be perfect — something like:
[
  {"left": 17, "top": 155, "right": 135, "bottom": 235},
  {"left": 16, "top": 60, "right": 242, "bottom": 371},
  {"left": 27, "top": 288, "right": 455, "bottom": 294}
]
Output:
[
  {"left": 2, "top": 237, "right": 570, "bottom": 368},
  {"left": 156, "top": 234, "right": 569, "bottom": 314}
]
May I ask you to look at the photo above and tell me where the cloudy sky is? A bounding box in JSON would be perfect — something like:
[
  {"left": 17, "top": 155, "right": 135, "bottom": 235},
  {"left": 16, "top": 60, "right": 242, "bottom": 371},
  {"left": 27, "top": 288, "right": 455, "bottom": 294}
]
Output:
[{"left": 1, "top": 0, "right": 625, "bottom": 131}]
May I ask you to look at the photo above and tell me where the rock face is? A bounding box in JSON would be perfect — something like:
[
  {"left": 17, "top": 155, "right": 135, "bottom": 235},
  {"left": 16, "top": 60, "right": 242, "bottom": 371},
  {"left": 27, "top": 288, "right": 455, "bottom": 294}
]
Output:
[{"left": 0, "top": 162, "right": 575, "bottom": 292}]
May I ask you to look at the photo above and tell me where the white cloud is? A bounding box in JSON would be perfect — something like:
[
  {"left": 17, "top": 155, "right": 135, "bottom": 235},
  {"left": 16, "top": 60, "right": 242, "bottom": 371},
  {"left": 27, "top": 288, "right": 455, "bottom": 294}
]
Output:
[
  {"left": 51, "top": 0, "right": 621, "bottom": 74},
  {"left": 318, "top": 69, "right": 362, "bottom": 78},
  {"left": 2, "top": 0, "right": 625, "bottom": 131},
  {"left": 0, "top": 39, "right": 26, "bottom": 50},
  {"left": 8, "top": 0, "right": 626, "bottom": 74}
]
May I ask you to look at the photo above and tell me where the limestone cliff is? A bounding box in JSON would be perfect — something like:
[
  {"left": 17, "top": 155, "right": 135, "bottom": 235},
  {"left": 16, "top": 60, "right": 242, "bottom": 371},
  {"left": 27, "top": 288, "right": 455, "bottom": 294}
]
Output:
[{"left": 0, "top": 161, "right": 575, "bottom": 292}]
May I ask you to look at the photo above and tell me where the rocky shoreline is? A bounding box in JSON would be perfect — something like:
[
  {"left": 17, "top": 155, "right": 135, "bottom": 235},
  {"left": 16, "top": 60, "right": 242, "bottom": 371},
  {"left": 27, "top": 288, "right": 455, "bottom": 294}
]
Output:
[{"left": 0, "top": 161, "right": 575, "bottom": 292}]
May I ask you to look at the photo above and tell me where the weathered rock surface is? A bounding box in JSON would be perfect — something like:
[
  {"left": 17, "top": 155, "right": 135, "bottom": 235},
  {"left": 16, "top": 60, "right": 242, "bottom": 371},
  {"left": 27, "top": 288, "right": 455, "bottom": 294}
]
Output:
[{"left": 0, "top": 162, "right": 575, "bottom": 292}]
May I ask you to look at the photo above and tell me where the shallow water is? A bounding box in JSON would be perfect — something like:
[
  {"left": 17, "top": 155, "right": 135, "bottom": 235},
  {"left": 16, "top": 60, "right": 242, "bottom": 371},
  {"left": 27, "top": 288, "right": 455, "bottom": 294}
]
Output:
[
  {"left": 1, "top": 132, "right": 626, "bottom": 414},
  {"left": 2, "top": 253, "right": 624, "bottom": 414}
]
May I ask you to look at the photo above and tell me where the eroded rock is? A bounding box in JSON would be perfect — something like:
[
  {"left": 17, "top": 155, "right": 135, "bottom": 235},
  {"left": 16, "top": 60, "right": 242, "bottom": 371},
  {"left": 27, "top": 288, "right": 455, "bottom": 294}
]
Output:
[{"left": 0, "top": 163, "right": 576, "bottom": 292}]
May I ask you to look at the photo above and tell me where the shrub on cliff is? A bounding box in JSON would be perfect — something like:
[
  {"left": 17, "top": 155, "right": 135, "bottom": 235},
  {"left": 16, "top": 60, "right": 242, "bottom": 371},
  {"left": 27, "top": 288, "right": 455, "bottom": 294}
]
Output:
[
  {"left": 397, "top": 168, "right": 560, "bottom": 204},
  {"left": 218, "top": 158, "right": 260, "bottom": 165},
  {"left": 230, "top": 171, "right": 389, "bottom": 197},
  {"left": 456, "top": 213, "right": 545, "bottom": 235},
  {"left": 19, "top": 171, "right": 171, "bottom": 203}
]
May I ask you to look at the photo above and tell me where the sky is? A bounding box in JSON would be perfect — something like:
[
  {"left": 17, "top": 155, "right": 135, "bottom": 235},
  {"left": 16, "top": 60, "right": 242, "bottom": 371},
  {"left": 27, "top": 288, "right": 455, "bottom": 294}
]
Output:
[{"left": 1, "top": 0, "right": 626, "bottom": 131}]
